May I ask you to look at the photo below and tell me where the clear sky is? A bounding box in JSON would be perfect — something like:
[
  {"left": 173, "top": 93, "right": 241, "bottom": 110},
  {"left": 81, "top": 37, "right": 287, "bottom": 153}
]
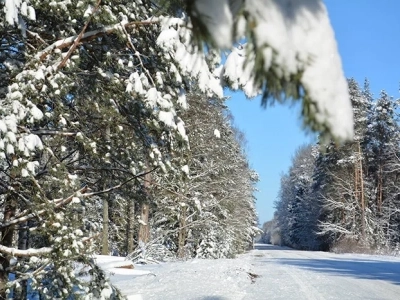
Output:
[{"left": 227, "top": 1, "right": 400, "bottom": 225}]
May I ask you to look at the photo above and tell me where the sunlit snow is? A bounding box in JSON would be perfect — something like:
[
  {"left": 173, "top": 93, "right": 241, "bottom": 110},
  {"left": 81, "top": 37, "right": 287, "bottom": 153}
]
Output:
[{"left": 97, "top": 244, "right": 400, "bottom": 299}]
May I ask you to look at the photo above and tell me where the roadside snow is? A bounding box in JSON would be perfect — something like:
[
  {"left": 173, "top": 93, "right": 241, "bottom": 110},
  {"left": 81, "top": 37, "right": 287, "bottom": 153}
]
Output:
[
  {"left": 118, "top": 260, "right": 253, "bottom": 299},
  {"left": 95, "top": 255, "right": 136, "bottom": 271}
]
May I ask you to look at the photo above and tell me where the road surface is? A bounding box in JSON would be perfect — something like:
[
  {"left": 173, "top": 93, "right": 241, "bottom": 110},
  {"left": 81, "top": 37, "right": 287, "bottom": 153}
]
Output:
[
  {"left": 245, "top": 244, "right": 400, "bottom": 300},
  {"left": 111, "top": 244, "right": 400, "bottom": 299}
]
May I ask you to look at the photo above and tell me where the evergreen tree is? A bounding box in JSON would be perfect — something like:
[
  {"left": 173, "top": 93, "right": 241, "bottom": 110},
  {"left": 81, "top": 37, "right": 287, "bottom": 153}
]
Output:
[
  {"left": 275, "top": 144, "right": 319, "bottom": 250},
  {"left": 147, "top": 92, "right": 259, "bottom": 259},
  {"left": 318, "top": 79, "right": 371, "bottom": 247},
  {"left": 365, "top": 90, "right": 400, "bottom": 248}
]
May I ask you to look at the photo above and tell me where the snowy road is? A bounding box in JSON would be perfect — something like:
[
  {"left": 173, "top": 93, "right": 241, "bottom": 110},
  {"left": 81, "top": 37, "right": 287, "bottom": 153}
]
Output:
[
  {"left": 245, "top": 244, "right": 400, "bottom": 300},
  {"left": 109, "top": 244, "right": 400, "bottom": 300}
]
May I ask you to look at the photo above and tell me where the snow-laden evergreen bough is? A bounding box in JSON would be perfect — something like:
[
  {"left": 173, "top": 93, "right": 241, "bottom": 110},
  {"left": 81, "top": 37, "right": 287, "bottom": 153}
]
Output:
[
  {"left": 1, "top": 0, "right": 352, "bottom": 298},
  {"left": 188, "top": 0, "right": 354, "bottom": 141}
]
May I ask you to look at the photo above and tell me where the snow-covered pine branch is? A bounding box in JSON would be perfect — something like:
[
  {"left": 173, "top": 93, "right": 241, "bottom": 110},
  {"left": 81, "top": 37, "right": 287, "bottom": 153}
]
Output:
[{"left": 186, "top": 0, "right": 354, "bottom": 141}]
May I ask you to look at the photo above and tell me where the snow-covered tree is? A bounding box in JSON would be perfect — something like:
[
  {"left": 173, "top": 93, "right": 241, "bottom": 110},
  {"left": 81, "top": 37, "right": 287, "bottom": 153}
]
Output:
[
  {"left": 260, "top": 217, "right": 281, "bottom": 245},
  {"left": 364, "top": 89, "right": 400, "bottom": 249},
  {"left": 317, "top": 79, "right": 372, "bottom": 248},
  {"left": 0, "top": 0, "right": 200, "bottom": 296},
  {"left": 275, "top": 144, "right": 320, "bottom": 250},
  {"left": 273, "top": 79, "right": 400, "bottom": 254},
  {"left": 147, "top": 92, "right": 259, "bottom": 259}
]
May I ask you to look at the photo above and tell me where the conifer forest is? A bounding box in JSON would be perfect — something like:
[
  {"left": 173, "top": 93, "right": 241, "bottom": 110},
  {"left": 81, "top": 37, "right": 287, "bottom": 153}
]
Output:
[
  {"left": 266, "top": 79, "right": 400, "bottom": 254},
  {"left": 0, "top": 0, "right": 376, "bottom": 298}
]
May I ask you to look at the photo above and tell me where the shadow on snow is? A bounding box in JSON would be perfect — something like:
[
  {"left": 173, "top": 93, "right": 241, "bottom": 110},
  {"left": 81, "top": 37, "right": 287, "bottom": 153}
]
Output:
[
  {"left": 254, "top": 243, "right": 294, "bottom": 251},
  {"left": 275, "top": 257, "right": 400, "bottom": 285}
]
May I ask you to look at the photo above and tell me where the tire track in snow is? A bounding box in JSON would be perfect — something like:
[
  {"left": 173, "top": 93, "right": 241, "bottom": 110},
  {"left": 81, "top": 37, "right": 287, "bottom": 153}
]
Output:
[{"left": 243, "top": 248, "right": 325, "bottom": 300}]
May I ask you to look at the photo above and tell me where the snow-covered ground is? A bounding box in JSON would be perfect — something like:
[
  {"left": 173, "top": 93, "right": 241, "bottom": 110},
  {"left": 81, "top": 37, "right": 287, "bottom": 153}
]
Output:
[{"left": 99, "top": 244, "right": 400, "bottom": 299}]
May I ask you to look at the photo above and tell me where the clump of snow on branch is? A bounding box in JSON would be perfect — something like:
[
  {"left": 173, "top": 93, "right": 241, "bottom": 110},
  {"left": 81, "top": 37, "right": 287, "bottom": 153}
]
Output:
[
  {"left": 3, "top": 0, "right": 36, "bottom": 26},
  {"left": 156, "top": 17, "right": 223, "bottom": 98},
  {"left": 222, "top": 45, "right": 258, "bottom": 98},
  {"left": 181, "top": 164, "right": 189, "bottom": 176},
  {"left": 0, "top": 84, "right": 44, "bottom": 176},
  {"left": 193, "top": 0, "right": 233, "bottom": 48}
]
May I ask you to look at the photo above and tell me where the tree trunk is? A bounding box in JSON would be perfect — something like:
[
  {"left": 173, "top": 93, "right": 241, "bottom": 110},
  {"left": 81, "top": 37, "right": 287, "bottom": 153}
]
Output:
[
  {"left": 354, "top": 157, "right": 359, "bottom": 202},
  {"left": 14, "top": 222, "right": 28, "bottom": 299},
  {"left": 353, "top": 142, "right": 365, "bottom": 241},
  {"left": 126, "top": 199, "right": 135, "bottom": 254},
  {"left": 178, "top": 205, "right": 187, "bottom": 259},
  {"left": 0, "top": 193, "right": 17, "bottom": 299},
  {"left": 138, "top": 203, "right": 149, "bottom": 244},
  {"left": 17, "top": 222, "right": 28, "bottom": 251},
  {"left": 101, "top": 195, "right": 109, "bottom": 255},
  {"left": 138, "top": 171, "right": 151, "bottom": 245},
  {"left": 377, "top": 165, "right": 383, "bottom": 213},
  {"left": 101, "top": 125, "right": 111, "bottom": 255},
  {"left": 358, "top": 142, "right": 366, "bottom": 240}
]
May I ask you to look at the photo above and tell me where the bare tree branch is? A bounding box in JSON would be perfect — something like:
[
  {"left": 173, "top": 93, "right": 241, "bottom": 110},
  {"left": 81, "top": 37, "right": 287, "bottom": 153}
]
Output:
[
  {"left": 0, "top": 245, "right": 52, "bottom": 257},
  {"left": 35, "top": 19, "right": 158, "bottom": 62},
  {"left": 57, "top": 0, "right": 102, "bottom": 70}
]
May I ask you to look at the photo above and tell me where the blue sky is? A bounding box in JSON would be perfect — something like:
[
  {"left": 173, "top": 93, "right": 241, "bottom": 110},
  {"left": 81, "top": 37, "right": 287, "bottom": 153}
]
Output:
[{"left": 227, "top": 1, "right": 400, "bottom": 225}]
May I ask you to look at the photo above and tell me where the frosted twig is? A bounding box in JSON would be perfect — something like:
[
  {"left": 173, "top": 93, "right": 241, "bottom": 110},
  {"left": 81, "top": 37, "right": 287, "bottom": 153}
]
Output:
[
  {"left": 0, "top": 186, "right": 88, "bottom": 229},
  {"left": 82, "top": 167, "right": 158, "bottom": 197},
  {"left": 27, "top": 30, "right": 48, "bottom": 45},
  {"left": 18, "top": 126, "right": 78, "bottom": 136},
  {"left": 57, "top": 0, "right": 102, "bottom": 70},
  {"left": 121, "top": 25, "right": 155, "bottom": 87},
  {"left": 31, "top": 130, "right": 78, "bottom": 136},
  {"left": 0, "top": 244, "right": 52, "bottom": 257}
]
